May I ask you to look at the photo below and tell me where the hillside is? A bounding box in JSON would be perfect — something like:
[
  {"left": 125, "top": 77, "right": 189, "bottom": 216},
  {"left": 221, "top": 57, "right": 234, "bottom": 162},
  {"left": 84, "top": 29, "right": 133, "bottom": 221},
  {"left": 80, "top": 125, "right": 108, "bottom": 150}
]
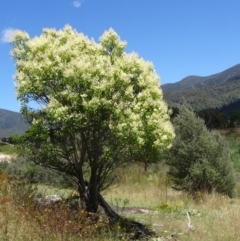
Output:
[
  {"left": 162, "top": 64, "right": 240, "bottom": 112},
  {"left": 0, "top": 108, "right": 29, "bottom": 138}
]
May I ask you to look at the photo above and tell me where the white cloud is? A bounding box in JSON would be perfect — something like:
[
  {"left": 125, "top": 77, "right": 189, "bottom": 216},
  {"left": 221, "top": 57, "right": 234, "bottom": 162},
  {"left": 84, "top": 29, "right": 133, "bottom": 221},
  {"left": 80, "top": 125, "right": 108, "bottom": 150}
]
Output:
[
  {"left": 73, "top": 1, "right": 81, "bottom": 8},
  {"left": 1, "top": 28, "right": 17, "bottom": 43}
]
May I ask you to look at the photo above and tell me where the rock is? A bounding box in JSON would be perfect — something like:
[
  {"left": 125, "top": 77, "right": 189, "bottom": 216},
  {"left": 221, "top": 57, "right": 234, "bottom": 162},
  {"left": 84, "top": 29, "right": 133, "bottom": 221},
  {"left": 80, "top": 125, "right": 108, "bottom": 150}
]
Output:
[
  {"left": 0, "top": 154, "right": 14, "bottom": 162},
  {"left": 34, "top": 194, "right": 62, "bottom": 207}
]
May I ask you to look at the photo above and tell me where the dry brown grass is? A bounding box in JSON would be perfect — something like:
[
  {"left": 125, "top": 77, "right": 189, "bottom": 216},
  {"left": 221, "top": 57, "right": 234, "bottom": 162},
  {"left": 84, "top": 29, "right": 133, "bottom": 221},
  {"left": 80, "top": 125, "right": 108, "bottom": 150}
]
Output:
[
  {"left": 2, "top": 161, "right": 240, "bottom": 240},
  {"left": 0, "top": 173, "right": 119, "bottom": 241},
  {"left": 103, "top": 164, "right": 240, "bottom": 241}
]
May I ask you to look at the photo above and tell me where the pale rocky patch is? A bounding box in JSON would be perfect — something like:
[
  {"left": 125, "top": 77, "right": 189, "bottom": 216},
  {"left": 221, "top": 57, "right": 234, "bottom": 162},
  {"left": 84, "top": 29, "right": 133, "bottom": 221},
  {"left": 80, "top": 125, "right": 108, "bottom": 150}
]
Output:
[{"left": 0, "top": 154, "right": 15, "bottom": 162}]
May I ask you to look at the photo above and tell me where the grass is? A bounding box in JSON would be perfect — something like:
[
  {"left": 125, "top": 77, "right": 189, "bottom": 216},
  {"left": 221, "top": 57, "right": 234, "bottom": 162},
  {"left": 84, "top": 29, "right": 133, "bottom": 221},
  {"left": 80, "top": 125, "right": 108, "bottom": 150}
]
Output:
[
  {"left": 0, "top": 145, "right": 19, "bottom": 155},
  {"left": 0, "top": 174, "right": 120, "bottom": 241},
  {"left": 219, "top": 127, "right": 240, "bottom": 141},
  {"left": 103, "top": 163, "right": 170, "bottom": 208},
  {"left": 104, "top": 166, "right": 240, "bottom": 241},
  {"left": 2, "top": 164, "right": 240, "bottom": 240},
  {"left": 0, "top": 128, "right": 240, "bottom": 240}
]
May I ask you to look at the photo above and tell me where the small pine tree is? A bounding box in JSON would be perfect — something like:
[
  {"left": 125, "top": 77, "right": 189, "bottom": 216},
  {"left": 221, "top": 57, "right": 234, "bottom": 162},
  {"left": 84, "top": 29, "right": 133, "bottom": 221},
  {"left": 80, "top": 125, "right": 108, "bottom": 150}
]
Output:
[{"left": 167, "top": 106, "right": 236, "bottom": 197}]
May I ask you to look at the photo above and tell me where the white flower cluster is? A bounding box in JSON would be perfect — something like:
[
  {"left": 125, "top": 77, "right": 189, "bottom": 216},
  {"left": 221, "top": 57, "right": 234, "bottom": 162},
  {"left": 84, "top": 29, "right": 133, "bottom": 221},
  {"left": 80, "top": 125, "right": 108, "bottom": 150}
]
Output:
[{"left": 11, "top": 25, "right": 175, "bottom": 154}]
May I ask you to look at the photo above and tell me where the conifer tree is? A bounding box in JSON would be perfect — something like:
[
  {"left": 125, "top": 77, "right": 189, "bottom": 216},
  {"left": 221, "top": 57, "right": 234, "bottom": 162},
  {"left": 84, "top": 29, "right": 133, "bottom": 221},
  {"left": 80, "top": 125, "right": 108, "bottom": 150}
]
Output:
[{"left": 167, "top": 106, "right": 236, "bottom": 197}]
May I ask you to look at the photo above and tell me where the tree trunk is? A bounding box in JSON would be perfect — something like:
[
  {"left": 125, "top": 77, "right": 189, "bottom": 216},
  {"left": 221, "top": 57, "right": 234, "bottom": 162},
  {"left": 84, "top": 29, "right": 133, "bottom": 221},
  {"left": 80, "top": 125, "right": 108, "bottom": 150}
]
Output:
[
  {"left": 86, "top": 186, "right": 98, "bottom": 212},
  {"left": 144, "top": 162, "right": 148, "bottom": 172},
  {"left": 78, "top": 184, "right": 88, "bottom": 210},
  {"left": 75, "top": 188, "right": 156, "bottom": 238},
  {"left": 86, "top": 167, "right": 99, "bottom": 213}
]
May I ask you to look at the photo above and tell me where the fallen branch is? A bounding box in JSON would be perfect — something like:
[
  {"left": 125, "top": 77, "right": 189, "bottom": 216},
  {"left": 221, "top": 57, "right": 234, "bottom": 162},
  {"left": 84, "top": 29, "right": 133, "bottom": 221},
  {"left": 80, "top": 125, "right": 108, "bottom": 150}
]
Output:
[{"left": 186, "top": 211, "right": 195, "bottom": 232}]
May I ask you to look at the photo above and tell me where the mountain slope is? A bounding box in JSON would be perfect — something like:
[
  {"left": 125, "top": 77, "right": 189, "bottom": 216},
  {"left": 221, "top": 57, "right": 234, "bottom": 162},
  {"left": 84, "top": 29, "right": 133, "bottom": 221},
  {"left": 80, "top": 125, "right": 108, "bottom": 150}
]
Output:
[
  {"left": 162, "top": 64, "right": 240, "bottom": 92},
  {"left": 0, "top": 108, "right": 29, "bottom": 138},
  {"left": 162, "top": 64, "right": 240, "bottom": 112}
]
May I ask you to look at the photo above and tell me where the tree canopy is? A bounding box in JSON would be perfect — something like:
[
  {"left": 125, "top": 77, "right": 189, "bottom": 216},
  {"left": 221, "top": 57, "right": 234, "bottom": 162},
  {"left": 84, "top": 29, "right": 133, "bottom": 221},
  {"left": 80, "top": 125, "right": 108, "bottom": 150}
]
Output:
[{"left": 11, "top": 25, "right": 174, "bottom": 214}]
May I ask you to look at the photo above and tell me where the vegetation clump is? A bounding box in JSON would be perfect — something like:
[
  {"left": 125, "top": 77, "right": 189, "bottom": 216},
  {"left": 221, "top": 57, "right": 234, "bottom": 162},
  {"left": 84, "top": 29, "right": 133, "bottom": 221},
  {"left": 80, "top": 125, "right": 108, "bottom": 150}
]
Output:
[{"left": 167, "top": 106, "right": 236, "bottom": 197}]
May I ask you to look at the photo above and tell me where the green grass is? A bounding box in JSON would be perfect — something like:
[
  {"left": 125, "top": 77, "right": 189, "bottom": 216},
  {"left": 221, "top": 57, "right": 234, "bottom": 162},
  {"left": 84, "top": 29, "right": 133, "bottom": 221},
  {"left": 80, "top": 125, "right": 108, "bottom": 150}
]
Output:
[{"left": 0, "top": 145, "right": 19, "bottom": 155}]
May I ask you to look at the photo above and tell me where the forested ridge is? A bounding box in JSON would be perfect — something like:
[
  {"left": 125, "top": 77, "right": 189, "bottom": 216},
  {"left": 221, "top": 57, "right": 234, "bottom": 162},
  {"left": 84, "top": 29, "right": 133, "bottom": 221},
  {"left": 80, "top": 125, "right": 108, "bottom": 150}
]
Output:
[
  {"left": 163, "top": 78, "right": 240, "bottom": 111},
  {"left": 162, "top": 63, "right": 240, "bottom": 93},
  {"left": 0, "top": 108, "right": 29, "bottom": 138},
  {"left": 162, "top": 64, "right": 240, "bottom": 129}
]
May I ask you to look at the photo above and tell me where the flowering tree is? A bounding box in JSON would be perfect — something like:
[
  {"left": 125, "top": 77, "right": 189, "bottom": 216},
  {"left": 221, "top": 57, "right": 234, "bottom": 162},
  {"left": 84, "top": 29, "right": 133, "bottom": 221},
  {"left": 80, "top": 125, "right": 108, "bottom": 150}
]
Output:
[{"left": 11, "top": 26, "right": 174, "bottom": 217}]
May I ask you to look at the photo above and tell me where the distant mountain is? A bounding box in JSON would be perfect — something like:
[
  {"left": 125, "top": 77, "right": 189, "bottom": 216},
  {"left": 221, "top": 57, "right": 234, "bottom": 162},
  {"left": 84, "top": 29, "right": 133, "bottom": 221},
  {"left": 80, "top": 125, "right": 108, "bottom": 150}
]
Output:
[
  {"left": 162, "top": 64, "right": 240, "bottom": 113},
  {"left": 0, "top": 108, "right": 29, "bottom": 138}
]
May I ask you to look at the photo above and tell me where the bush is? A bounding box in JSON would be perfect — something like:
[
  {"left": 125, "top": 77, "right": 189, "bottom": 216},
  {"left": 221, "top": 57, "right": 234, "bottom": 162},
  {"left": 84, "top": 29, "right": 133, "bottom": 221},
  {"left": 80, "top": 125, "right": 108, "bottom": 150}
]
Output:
[
  {"left": 0, "top": 158, "right": 75, "bottom": 189},
  {"left": 166, "top": 106, "right": 236, "bottom": 197}
]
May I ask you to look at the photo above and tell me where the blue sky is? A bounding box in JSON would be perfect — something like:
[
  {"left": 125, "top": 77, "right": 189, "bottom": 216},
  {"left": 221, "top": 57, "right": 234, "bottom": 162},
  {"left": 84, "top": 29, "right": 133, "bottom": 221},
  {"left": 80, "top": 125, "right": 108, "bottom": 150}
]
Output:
[{"left": 1, "top": 0, "right": 240, "bottom": 112}]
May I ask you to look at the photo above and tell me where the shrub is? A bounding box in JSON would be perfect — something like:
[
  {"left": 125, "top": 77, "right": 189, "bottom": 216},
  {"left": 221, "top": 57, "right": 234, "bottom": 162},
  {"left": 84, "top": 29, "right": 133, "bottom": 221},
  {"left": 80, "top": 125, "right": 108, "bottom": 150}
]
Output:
[
  {"left": 0, "top": 158, "right": 75, "bottom": 189},
  {"left": 166, "top": 106, "right": 236, "bottom": 197}
]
